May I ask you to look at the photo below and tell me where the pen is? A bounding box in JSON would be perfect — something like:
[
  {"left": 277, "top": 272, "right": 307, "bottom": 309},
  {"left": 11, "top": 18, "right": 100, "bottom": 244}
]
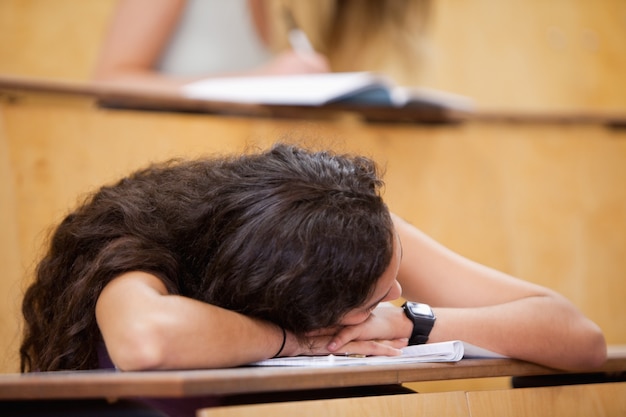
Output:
[{"left": 282, "top": 6, "right": 315, "bottom": 54}]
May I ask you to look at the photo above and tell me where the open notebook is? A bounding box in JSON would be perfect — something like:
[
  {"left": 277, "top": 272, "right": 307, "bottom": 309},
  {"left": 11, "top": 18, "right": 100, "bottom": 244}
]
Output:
[
  {"left": 251, "top": 340, "right": 505, "bottom": 367},
  {"left": 182, "top": 72, "right": 474, "bottom": 112}
]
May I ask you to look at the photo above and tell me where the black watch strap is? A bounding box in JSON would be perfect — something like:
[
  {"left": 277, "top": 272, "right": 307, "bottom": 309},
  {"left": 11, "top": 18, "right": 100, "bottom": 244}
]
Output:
[{"left": 402, "top": 301, "right": 436, "bottom": 345}]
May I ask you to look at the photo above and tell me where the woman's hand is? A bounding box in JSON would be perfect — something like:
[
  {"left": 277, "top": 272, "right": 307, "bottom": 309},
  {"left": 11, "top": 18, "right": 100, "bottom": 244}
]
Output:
[
  {"left": 285, "top": 333, "right": 406, "bottom": 358},
  {"left": 257, "top": 50, "right": 330, "bottom": 75},
  {"left": 283, "top": 303, "right": 410, "bottom": 357}
]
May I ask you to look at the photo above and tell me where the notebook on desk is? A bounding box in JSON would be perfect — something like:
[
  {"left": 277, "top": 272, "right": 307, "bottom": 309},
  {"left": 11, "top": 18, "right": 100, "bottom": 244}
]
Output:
[
  {"left": 251, "top": 340, "right": 505, "bottom": 367},
  {"left": 181, "top": 72, "right": 474, "bottom": 113}
]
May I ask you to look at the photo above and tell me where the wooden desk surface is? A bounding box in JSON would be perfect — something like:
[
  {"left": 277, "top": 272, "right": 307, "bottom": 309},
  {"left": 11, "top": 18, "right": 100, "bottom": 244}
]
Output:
[
  {"left": 0, "top": 346, "right": 624, "bottom": 400},
  {"left": 0, "top": 74, "right": 466, "bottom": 124},
  {"left": 2, "top": 74, "right": 626, "bottom": 126}
]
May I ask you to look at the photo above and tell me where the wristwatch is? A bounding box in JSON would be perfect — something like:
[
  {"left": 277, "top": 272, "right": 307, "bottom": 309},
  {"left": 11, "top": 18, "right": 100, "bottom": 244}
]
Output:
[{"left": 402, "top": 301, "right": 436, "bottom": 345}]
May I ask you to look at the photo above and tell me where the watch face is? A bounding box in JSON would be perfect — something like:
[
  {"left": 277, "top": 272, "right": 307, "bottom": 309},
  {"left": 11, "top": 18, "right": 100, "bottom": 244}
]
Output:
[{"left": 408, "top": 302, "right": 434, "bottom": 318}]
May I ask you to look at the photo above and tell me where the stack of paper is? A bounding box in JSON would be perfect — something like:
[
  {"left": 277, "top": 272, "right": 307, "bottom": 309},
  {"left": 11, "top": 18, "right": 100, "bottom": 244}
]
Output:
[{"left": 251, "top": 340, "right": 504, "bottom": 367}]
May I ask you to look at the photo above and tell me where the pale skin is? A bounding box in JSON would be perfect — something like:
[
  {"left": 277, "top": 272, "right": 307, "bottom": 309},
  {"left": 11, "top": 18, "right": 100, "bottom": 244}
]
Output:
[
  {"left": 96, "top": 214, "right": 607, "bottom": 372},
  {"left": 93, "top": 0, "right": 330, "bottom": 93}
]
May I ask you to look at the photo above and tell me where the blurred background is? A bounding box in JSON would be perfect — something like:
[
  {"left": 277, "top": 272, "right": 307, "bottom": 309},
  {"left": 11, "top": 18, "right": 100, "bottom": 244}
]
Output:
[{"left": 1, "top": 1, "right": 625, "bottom": 394}]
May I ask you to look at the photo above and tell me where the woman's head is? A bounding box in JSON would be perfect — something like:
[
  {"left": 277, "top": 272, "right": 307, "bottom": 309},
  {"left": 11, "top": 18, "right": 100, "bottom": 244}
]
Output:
[
  {"left": 20, "top": 143, "right": 395, "bottom": 371},
  {"left": 197, "top": 144, "right": 395, "bottom": 333}
]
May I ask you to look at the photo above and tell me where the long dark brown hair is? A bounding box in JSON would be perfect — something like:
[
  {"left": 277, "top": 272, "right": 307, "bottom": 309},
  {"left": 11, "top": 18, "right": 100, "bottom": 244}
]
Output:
[{"left": 20, "top": 143, "right": 394, "bottom": 372}]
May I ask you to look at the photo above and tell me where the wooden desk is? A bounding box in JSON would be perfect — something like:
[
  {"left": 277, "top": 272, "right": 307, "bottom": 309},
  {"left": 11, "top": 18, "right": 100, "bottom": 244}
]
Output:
[
  {"left": 0, "top": 348, "right": 624, "bottom": 417},
  {"left": 0, "top": 75, "right": 471, "bottom": 124},
  {"left": 0, "top": 346, "right": 624, "bottom": 400},
  {"left": 2, "top": 75, "right": 626, "bottom": 126}
]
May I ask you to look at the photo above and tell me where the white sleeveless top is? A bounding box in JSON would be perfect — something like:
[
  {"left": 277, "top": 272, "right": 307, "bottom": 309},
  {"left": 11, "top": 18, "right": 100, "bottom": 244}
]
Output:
[{"left": 156, "top": 0, "right": 272, "bottom": 75}]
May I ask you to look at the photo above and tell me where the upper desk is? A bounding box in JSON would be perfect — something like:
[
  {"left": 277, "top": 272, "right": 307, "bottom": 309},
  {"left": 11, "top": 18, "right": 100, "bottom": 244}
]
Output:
[
  {"left": 1, "top": 346, "right": 625, "bottom": 401},
  {"left": 1, "top": 74, "right": 626, "bottom": 126}
]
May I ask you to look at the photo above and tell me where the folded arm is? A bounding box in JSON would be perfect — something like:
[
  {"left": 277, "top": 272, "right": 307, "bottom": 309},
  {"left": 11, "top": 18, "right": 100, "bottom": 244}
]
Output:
[
  {"left": 328, "top": 214, "right": 607, "bottom": 371},
  {"left": 96, "top": 271, "right": 288, "bottom": 370},
  {"left": 96, "top": 271, "right": 400, "bottom": 370}
]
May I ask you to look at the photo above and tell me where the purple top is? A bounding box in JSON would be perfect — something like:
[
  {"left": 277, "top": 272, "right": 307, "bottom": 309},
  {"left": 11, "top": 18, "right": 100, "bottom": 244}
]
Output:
[{"left": 98, "top": 342, "right": 221, "bottom": 417}]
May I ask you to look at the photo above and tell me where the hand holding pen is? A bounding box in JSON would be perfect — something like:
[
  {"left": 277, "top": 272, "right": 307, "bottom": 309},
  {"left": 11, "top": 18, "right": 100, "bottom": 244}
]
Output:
[
  {"left": 279, "top": 6, "right": 330, "bottom": 73},
  {"left": 254, "top": 6, "right": 329, "bottom": 75}
]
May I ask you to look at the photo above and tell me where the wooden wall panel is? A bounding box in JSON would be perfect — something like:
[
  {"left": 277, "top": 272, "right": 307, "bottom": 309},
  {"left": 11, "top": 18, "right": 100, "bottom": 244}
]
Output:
[
  {"left": 0, "top": 0, "right": 116, "bottom": 80},
  {"left": 466, "top": 382, "right": 626, "bottom": 417},
  {"left": 0, "top": 104, "right": 22, "bottom": 372},
  {"left": 199, "top": 392, "right": 470, "bottom": 417},
  {"left": 426, "top": 0, "right": 626, "bottom": 111},
  {"left": 1, "top": 96, "right": 624, "bottom": 374}
]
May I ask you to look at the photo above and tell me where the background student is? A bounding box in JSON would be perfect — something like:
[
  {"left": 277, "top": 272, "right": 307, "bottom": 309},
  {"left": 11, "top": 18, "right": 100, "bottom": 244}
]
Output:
[{"left": 93, "top": 0, "right": 429, "bottom": 90}]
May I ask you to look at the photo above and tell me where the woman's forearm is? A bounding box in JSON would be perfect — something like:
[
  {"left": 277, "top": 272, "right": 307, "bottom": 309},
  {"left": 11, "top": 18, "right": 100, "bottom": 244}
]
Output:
[
  {"left": 96, "top": 272, "right": 286, "bottom": 370},
  {"left": 429, "top": 294, "right": 607, "bottom": 371}
]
